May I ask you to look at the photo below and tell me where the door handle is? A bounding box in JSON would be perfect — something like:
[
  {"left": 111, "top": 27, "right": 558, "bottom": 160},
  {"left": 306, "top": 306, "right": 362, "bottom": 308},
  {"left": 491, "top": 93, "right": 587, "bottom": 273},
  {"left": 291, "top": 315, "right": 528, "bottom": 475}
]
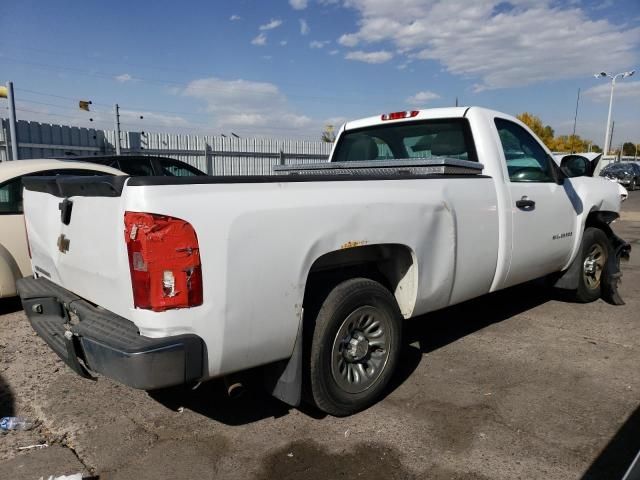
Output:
[{"left": 516, "top": 197, "right": 535, "bottom": 210}]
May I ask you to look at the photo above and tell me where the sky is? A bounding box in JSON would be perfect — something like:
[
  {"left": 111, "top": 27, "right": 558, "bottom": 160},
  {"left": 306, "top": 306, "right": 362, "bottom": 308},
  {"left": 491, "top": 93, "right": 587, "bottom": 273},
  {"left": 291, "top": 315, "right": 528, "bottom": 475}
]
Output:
[{"left": 1, "top": 0, "right": 639, "bottom": 146}]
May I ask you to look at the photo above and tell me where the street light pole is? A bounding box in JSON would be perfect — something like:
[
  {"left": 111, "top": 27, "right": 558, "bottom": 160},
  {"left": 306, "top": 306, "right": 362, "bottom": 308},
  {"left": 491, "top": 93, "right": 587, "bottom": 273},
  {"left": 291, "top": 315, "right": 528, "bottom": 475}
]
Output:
[{"left": 594, "top": 70, "right": 635, "bottom": 156}]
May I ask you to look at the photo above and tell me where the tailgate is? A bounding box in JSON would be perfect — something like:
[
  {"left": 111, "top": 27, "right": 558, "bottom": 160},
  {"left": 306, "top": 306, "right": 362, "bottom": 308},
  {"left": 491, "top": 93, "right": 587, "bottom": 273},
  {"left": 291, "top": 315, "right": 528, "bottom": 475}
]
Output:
[{"left": 22, "top": 176, "right": 133, "bottom": 314}]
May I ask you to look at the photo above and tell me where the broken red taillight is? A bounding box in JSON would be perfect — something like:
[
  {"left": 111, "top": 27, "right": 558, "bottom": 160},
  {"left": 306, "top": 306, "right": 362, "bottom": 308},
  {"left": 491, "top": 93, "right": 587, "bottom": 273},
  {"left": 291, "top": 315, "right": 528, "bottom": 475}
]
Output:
[
  {"left": 381, "top": 110, "right": 419, "bottom": 121},
  {"left": 124, "top": 212, "right": 203, "bottom": 312}
]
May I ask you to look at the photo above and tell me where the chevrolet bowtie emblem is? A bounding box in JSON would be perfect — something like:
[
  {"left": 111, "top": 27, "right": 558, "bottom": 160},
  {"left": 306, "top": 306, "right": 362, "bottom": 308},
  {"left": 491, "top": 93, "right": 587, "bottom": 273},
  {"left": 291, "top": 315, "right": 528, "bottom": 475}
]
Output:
[{"left": 57, "top": 234, "right": 70, "bottom": 253}]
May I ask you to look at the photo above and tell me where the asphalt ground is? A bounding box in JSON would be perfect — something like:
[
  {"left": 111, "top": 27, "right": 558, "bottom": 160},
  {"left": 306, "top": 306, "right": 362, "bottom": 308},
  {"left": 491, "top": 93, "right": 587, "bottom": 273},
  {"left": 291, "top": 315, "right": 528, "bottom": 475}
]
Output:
[{"left": 1, "top": 191, "right": 639, "bottom": 480}]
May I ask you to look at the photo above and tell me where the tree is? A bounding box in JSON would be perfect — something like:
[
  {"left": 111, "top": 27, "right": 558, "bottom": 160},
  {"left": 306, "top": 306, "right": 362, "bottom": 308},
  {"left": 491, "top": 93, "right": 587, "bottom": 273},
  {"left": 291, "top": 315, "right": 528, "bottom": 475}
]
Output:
[
  {"left": 516, "top": 112, "right": 596, "bottom": 153},
  {"left": 622, "top": 142, "right": 636, "bottom": 156},
  {"left": 516, "top": 112, "right": 555, "bottom": 148},
  {"left": 321, "top": 124, "right": 336, "bottom": 143}
]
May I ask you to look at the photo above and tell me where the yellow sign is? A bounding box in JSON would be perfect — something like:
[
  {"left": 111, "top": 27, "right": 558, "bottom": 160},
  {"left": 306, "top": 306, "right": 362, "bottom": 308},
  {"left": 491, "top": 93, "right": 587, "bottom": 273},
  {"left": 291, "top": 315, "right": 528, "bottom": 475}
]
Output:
[
  {"left": 79, "top": 100, "right": 92, "bottom": 111},
  {"left": 0, "top": 86, "right": 7, "bottom": 99}
]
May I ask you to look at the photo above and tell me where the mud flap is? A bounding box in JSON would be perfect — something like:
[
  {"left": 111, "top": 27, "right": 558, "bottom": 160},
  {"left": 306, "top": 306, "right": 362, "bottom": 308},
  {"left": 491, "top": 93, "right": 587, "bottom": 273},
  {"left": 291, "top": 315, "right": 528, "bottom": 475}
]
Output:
[
  {"left": 262, "top": 314, "right": 303, "bottom": 407},
  {"left": 601, "top": 231, "right": 631, "bottom": 306}
]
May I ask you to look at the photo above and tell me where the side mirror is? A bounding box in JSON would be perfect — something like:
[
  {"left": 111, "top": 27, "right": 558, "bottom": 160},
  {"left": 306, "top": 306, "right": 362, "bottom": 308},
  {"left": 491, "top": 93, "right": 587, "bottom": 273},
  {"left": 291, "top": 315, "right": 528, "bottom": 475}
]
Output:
[{"left": 560, "top": 155, "right": 589, "bottom": 178}]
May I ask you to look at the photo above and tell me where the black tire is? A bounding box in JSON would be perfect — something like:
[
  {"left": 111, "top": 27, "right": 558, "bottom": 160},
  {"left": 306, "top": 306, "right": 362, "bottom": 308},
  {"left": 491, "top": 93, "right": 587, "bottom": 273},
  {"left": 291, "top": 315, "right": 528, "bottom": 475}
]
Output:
[
  {"left": 629, "top": 178, "right": 637, "bottom": 191},
  {"left": 574, "top": 227, "right": 609, "bottom": 303},
  {"left": 308, "top": 278, "right": 402, "bottom": 416}
]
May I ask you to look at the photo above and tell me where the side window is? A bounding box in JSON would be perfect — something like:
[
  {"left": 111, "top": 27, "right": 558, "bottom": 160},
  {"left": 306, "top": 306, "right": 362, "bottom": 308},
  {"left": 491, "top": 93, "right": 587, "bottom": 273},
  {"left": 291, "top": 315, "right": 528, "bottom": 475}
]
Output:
[
  {"left": 116, "top": 159, "right": 154, "bottom": 176},
  {"left": 0, "top": 177, "right": 25, "bottom": 214},
  {"left": 158, "top": 159, "right": 202, "bottom": 176},
  {"left": 494, "top": 118, "right": 554, "bottom": 182}
]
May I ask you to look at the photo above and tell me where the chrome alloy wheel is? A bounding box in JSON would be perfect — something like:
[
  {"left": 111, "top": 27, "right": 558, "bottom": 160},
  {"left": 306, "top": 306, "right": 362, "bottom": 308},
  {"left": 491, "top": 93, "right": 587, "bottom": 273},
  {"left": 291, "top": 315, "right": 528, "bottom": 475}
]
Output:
[
  {"left": 331, "top": 305, "right": 391, "bottom": 394},
  {"left": 583, "top": 243, "right": 606, "bottom": 289}
]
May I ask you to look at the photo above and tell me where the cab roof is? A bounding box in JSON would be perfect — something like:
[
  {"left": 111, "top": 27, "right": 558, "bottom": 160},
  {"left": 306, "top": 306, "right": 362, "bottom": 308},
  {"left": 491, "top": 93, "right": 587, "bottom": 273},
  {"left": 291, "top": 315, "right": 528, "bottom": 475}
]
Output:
[{"left": 343, "top": 107, "right": 472, "bottom": 131}]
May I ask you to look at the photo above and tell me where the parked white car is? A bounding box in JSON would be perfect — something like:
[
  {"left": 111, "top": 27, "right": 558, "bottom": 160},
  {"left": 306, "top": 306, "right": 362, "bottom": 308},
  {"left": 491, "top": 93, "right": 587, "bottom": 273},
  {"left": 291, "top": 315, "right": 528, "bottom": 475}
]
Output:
[
  {"left": 0, "top": 159, "right": 123, "bottom": 298},
  {"left": 17, "top": 107, "right": 631, "bottom": 416}
]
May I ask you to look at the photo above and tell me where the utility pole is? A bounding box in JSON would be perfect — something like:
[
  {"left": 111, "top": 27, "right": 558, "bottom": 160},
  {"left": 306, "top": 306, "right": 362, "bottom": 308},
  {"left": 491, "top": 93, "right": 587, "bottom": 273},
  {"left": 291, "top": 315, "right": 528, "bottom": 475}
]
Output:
[
  {"left": 114, "top": 103, "right": 122, "bottom": 155},
  {"left": 571, "top": 88, "right": 580, "bottom": 153},
  {"left": 6, "top": 82, "right": 19, "bottom": 160}
]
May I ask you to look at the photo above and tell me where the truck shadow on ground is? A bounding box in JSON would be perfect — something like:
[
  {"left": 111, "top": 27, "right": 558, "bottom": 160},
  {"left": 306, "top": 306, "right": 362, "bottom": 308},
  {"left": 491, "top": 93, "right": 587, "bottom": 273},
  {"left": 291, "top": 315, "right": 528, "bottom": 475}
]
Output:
[
  {"left": 0, "top": 374, "right": 15, "bottom": 418},
  {"left": 0, "top": 297, "right": 22, "bottom": 316},
  {"left": 151, "top": 281, "right": 557, "bottom": 426},
  {"left": 403, "top": 280, "right": 553, "bottom": 356},
  {"left": 581, "top": 405, "right": 640, "bottom": 479}
]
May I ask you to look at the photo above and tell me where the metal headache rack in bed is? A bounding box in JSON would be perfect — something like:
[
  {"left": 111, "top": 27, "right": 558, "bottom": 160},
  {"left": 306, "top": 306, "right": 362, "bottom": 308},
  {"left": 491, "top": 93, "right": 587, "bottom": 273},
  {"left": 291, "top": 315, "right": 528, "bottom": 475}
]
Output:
[{"left": 273, "top": 158, "right": 484, "bottom": 176}]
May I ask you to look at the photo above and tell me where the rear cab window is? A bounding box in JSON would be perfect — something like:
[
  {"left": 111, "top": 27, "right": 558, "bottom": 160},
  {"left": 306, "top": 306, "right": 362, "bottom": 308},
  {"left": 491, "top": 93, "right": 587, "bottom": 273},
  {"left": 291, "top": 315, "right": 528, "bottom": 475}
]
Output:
[{"left": 332, "top": 118, "right": 478, "bottom": 163}]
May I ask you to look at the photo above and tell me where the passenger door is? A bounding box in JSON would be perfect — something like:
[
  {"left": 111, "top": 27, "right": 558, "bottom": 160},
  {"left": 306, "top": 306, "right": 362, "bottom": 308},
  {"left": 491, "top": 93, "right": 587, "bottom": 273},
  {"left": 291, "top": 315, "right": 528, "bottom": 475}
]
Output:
[{"left": 494, "top": 118, "right": 577, "bottom": 288}]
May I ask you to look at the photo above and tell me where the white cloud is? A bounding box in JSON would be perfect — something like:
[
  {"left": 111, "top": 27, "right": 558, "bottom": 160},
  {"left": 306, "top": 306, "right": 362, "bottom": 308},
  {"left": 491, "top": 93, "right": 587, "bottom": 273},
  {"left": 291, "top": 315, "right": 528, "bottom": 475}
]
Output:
[
  {"left": 345, "top": 50, "right": 393, "bottom": 64},
  {"left": 310, "top": 40, "right": 331, "bottom": 49},
  {"left": 251, "top": 33, "right": 267, "bottom": 46},
  {"left": 336, "top": 0, "right": 640, "bottom": 89},
  {"left": 328, "top": 49, "right": 339, "bottom": 55},
  {"left": 338, "top": 33, "right": 359, "bottom": 47},
  {"left": 406, "top": 90, "right": 440, "bottom": 105},
  {"left": 183, "top": 77, "right": 313, "bottom": 134},
  {"left": 230, "top": 14, "right": 241, "bottom": 21},
  {"left": 289, "top": 0, "right": 308, "bottom": 9},
  {"left": 259, "top": 19, "right": 283, "bottom": 31},
  {"left": 280, "top": 40, "right": 288, "bottom": 46},
  {"left": 115, "top": 73, "right": 134, "bottom": 83},
  {"left": 300, "top": 19, "right": 310, "bottom": 35},
  {"left": 584, "top": 80, "right": 640, "bottom": 102}
]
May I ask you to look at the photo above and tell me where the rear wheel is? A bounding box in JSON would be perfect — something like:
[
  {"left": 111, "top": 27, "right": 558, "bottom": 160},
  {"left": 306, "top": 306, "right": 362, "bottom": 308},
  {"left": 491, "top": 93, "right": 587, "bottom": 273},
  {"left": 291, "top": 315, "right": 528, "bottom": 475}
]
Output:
[
  {"left": 574, "top": 227, "right": 609, "bottom": 303},
  {"left": 308, "top": 278, "right": 402, "bottom": 416}
]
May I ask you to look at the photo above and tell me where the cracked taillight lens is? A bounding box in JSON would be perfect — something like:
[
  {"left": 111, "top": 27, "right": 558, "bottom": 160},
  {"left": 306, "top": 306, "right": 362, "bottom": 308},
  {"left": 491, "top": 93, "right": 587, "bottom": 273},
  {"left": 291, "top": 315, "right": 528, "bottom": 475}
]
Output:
[{"left": 124, "top": 212, "right": 202, "bottom": 311}]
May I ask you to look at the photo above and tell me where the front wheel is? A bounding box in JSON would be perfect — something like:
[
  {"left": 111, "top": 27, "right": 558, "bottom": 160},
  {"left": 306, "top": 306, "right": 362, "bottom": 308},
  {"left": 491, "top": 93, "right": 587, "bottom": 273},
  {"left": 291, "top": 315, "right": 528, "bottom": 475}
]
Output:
[
  {"left": 629, "top": 178, "right": 637, "bottom": 191},
  {"left": 574, "top": 227, "right": 609, "bottom": 303},
  {"left": 308, "top": 278, "right": 402, "bottom": 416}
]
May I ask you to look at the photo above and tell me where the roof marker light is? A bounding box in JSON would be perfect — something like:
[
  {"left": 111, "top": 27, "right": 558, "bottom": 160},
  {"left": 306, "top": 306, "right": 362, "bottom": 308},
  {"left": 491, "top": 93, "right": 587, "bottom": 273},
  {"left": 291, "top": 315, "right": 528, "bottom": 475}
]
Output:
[{"left": 381, "top": 110, "right": 419, "bottom": 121}]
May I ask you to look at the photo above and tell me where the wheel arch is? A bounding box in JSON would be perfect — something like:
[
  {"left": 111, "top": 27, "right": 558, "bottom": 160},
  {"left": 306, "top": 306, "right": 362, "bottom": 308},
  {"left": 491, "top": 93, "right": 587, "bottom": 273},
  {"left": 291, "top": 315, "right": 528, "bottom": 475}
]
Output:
[
  {"left": 0, "top": 243, "right": 23, "bottom": 298},
  {"left": 554, "top": 209, "right": 620, "bottom": 291},
  {"left": 302, "top": 243, "right": 418, "bottom": 319}
]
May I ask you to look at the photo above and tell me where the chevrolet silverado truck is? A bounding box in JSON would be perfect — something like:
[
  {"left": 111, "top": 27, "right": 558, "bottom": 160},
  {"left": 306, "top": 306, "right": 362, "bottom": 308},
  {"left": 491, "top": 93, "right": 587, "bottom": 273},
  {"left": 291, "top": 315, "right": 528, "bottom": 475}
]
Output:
[{"left": 17, "top": 107, "right": 630, "bottom": 416}]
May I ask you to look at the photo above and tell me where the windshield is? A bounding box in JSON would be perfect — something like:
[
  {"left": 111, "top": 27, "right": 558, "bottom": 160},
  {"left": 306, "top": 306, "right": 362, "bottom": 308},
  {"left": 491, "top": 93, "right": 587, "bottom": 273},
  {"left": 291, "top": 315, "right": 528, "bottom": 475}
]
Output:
[
  {"left": 332, "top": 119, "right": 477, "bottom": 163},
  {"left": 603, "top": 163, "right": 634, "bottom": 173}
]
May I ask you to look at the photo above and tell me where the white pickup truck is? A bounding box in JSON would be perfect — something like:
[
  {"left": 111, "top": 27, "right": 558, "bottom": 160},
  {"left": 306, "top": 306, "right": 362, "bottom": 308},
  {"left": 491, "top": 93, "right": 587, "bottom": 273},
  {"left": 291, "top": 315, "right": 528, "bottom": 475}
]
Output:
[{"left": 17, "top": 107, "right": 630, "bottom": 416}]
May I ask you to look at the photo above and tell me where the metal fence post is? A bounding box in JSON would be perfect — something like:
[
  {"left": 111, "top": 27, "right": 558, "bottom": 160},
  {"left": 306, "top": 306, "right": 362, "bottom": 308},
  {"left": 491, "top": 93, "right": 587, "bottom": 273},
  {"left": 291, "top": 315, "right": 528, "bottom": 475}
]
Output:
[
  {"left": 279, "top": 148, "right": 285, "bottom": 166},
  {"left": 205, "top": 142, "right": 213, "bottom": 175},
  {"left": 7, "top": 82, "right": 19, "bottom": 160},
  {"left": 2, "top": 119, "right": 10, "bottom": 162}
]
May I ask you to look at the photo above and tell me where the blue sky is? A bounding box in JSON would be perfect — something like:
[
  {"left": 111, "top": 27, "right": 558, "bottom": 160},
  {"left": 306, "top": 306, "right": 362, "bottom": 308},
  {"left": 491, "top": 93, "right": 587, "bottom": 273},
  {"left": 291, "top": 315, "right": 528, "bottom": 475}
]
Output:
[{"left": 1, "top": 0, "right": 639, "bottom": 145}]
